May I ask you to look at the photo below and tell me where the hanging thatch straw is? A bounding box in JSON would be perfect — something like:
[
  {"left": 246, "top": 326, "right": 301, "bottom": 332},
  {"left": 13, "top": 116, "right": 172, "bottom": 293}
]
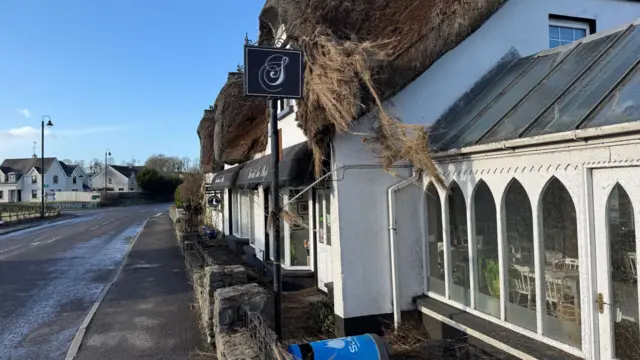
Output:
[
  {"left": 259, "top": 0, "right": 506, "bottom": 185},
  {"left": 199, "top": 72, "right": 269, "bottom": 170}
]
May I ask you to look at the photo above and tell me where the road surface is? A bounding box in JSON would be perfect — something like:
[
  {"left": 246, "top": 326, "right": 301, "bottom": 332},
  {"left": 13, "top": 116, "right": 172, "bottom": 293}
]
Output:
[{"left": 0, "top": 204, "right": 168, "bottom": 360}]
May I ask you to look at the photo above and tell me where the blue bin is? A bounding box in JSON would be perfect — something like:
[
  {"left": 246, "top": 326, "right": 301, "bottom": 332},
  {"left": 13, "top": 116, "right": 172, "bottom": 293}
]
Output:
[{"left": 288, "top": 334, "right": 390, "bottom": 360}]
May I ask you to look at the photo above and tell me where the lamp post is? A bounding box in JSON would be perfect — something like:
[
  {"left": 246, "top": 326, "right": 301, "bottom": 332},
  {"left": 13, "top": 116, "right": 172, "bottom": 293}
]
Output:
[
  {"left": 41, "top": 116, "right": 53, "bottom": 219},
  {"left": 104, "top": 149, "right": 111, "bottom": 195}
]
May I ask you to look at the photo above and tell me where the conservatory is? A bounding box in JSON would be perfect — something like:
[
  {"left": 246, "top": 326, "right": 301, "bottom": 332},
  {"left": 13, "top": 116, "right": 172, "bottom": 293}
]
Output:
[{"left": 419, "top": 22, "right": 640, "bottom": 359}]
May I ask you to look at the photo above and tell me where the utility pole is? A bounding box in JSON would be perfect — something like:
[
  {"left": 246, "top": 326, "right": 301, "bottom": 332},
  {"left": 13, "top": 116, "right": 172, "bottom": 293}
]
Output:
[{"left": 41, "top": 116, "right": 53, "bottom": 218}]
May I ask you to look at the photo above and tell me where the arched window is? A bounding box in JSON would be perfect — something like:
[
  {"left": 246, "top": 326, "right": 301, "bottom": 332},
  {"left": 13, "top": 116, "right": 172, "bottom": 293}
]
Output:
[
  {"left": 474, "top": 181, "right": 499, "bottom": 318},
  {"left": 448, "top": 181, "right": 470, "bottom": 305},
  {"left": 425, "top": 183, "right": 444, "bottom": 296},
  {"left": 540, "top": 178, "right": 581, "bottom": 347},
  {"left": 607, "top": 184, "right": 638, "bottom": 359},
  {"left": 53, "top": 175, "right": 59, "bottom": 184},
  {"left": 504, "top": 180, "right": 536, "bottom": 332}
]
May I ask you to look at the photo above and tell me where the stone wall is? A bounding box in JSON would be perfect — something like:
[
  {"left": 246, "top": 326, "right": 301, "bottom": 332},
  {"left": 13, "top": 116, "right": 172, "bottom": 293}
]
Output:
[{"left": 172, "top": 214, "right": 275, "bottom": 358}]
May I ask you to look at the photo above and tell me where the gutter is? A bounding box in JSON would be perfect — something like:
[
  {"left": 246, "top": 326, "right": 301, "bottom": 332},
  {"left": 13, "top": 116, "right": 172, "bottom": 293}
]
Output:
[
  {"left": 432, "top": 122, "right": 640, "bottom": 160},
  {"left": 387, "top": 168, "right": 419, "bottom": 328}
]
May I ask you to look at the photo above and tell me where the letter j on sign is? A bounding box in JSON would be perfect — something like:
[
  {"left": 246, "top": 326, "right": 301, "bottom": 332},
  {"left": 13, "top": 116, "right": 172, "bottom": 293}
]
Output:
[{"left": 244, "top": 46, "right": 303, "bottom": 99}]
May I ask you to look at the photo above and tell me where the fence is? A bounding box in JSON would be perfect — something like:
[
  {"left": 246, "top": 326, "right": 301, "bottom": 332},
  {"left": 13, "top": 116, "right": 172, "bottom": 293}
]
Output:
[
  {"left": 0, "top": 204, "right": 60, "bottom": 224},
  {"left": 243, "top": 308, "right": 282, "bottom": 360},
  {"left": 46, "top": 191, "right": 100, "bottom": 202}
]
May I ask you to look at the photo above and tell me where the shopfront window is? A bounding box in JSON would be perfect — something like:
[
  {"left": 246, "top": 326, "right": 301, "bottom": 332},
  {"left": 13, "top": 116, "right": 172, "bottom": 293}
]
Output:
[{"left": 233, "top": 190, "right": 253, "bottom": 239}]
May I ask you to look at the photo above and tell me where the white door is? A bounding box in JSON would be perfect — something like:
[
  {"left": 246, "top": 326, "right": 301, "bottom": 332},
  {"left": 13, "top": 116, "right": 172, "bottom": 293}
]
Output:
[
  {"left": 316, "top": 190, "right": 333, "bottom": 292},
  {"left": 593, "top": 167, "right": 640, "bottom": 360}
]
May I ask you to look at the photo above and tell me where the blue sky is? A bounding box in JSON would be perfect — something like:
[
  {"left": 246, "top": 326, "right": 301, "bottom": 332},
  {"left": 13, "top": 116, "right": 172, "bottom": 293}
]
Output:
[{"left": 0, "top": 0, "right": 263, "bottom": 165}]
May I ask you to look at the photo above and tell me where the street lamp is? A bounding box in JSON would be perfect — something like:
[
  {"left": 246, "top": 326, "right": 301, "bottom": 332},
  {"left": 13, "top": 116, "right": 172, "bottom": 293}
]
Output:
[
  {"left": 104, "top": 149, "right": 111, "bottom": 195},
  {"left": 41, "top": 116, "right": 53, "bottom": 219}
]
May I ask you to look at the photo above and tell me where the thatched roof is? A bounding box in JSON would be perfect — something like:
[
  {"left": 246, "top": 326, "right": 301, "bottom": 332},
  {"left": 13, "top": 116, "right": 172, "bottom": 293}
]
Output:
[
  {"left": 198, "top": 72, "right": 268, "bottom": 172},
  {"left": 258, "top": 0, "right": 506, "bottom": 183}
]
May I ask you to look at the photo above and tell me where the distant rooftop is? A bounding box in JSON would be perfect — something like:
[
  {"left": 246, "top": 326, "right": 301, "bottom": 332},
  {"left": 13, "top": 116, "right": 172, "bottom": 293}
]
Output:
[{"left": 431, "top": 21, "right": 640, "bottom": 151}]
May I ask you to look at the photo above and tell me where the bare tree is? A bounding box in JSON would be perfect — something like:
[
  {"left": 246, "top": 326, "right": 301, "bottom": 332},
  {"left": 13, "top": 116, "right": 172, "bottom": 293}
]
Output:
[
  {"left": 61, "top": 158, "right": 73, "bottom": 165},
  {"left": 89, "top": 158, "right": 103, "bottom": 173},
  {"left": 74, "top": 160, "right": 86, "bottom": 169}
]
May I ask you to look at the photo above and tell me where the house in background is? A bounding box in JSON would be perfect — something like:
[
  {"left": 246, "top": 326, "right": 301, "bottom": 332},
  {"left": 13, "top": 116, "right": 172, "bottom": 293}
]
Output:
[
  {"left": 90, "top": 165, "right": 143, "bottom": 192},
  {"left": 0, "top": 157, "right": 90, "bottom": 203}
]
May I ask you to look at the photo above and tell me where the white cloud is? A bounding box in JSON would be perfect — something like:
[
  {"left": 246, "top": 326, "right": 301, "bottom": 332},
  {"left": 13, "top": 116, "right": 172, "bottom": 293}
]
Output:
[
  {"left": 16, "top": 108, "right": 31, "bottom": 118},
  {"left": 0, "top": 125, "right": 123, "bottom": 141}
]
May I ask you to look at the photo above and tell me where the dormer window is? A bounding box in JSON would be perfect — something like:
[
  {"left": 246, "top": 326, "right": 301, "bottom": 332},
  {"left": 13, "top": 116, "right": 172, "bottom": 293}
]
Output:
[
  {"left": 32, "top": 175, "right": 38, "bottom": 184},
  {"left": 8, "top": 173, "right": 15, "bottom": 183}
]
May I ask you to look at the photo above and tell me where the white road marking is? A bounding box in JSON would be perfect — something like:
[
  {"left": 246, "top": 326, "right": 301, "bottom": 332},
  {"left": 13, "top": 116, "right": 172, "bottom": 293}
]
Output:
[
  {"left": 0, "top": 244, "right": 23, "bottom": 254},
  {"left": 154, "top": 212, "right": 162, "bottom": 217},
  {"left": 46, "top": 236, "right": 61, "bottom": 243},
  {"left": 89, "top": 226, "right": 99, "bottom": 231},
  {"left": 101, "top": 222, "right": 110, "bottom": 226},
  {"left": 33, "top": 236, "right": 45, "bottom": 242},
  {"left": 32, "top": 242, "right": 41, "bottom": 246}
]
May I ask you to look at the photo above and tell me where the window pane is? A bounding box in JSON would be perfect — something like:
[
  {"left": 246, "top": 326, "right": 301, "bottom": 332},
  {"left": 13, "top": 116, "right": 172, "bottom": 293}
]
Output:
[
  {"left": 549, "top": 26, "right": 560, "bottom": 40},
  {"left": 526, "top": 27, "right": 640, "bottom": 135},
  {"left": 607, "top": 185, "right": 639, "bottom": 360},
  {"left": 550, "top": 40, "right": 561, "bottom": 48},
  {"left": 541, "top": 179, "right": 581, "bottom": 348},
  {"left": 434, "top": 57, "right": 533, "bottom": 148},
  {"left": 448, "top": 182, "right": 470, "bottom": 305},
  {"left": 583, "top": 68, "right": 640, "bottom": 128},
  {"left": 504, "top": 181, "right": 537, "bottom": 332},
  {"left": 447, "top": 53, "right": 560, "bottom": 149},
  {"left": 426, "top": 184, "right": 445, "bottom": 296},
  {"left": 474, "top": 182, "right": 500, "bottom": 318},
  {"left": 575, "top": 29, "right": 587, "bottom": 40},
  {"left": 481, "top": 33, "right": 615, "bottom": 143},
  {"left": 559, "top": 27, "right": 575, "bottom": 42}
]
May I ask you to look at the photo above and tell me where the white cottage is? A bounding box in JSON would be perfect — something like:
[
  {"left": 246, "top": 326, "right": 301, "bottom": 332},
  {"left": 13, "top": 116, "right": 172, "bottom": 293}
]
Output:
[
  {"left": 325, "top": 9, "right": 640, "bottom": 360},
  {"left": 208, "top": 0, "right": 640, "bottom": 358}
]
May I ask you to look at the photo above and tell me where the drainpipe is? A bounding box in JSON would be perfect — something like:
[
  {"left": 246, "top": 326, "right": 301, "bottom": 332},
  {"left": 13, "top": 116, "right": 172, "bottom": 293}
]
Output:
[{"left": 387, "top": 168, "right": 419, "bottom": 328}]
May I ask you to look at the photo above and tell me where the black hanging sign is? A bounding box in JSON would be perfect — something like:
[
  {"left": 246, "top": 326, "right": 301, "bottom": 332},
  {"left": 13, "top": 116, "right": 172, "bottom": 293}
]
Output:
[
  {"left": 207, "top": 194, "right": 221, "bottom": 209},
  {"left": 244, "top": 46, "right": 304, "bottom": 99}
]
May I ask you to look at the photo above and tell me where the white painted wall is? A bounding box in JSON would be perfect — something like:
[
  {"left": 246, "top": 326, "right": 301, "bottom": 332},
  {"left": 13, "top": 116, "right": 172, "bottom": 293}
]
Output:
[
  {"left": 223, "top": 188, "right": 231, "bottom": 236},
  {"left": 329, "top": 0, "right": 640, "bottom": 322},
  {"left": 20, "top": 161, "right": 68, "bottom": 202},
  {"left": 262, "top": 105, "right": 308, "bottom": 158},
  {"left": 91, "top": 166, "right": 132, "bottom": 192},
  {"left": 253, "top": 188, "right": 267, "bottom": 261}
]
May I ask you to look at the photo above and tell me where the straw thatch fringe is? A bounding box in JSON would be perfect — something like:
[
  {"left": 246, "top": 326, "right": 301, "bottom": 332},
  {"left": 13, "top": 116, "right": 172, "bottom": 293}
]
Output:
[{"left": 259, "top": 0, "right": 506, "bottom": 185}]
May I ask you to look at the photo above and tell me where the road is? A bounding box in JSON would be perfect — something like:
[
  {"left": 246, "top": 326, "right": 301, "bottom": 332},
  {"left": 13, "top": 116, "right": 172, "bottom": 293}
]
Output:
[{"left": 0, "top": 204, "right": 169, "bottom": 360}]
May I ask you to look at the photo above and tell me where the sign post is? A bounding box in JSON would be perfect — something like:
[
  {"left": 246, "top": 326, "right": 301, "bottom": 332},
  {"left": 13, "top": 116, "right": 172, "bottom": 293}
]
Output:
[{"left": 244, "top": 45, "right": 303, "bottom": 340}]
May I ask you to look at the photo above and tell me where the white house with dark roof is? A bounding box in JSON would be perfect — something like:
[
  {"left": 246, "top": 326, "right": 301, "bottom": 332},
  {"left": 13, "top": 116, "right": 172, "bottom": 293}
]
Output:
[
  {"left": 0, "top": 157, "right": 90, "bottom": 203},
  {"left": 90, "top": 165, "right": 143, "bottom": 192}
]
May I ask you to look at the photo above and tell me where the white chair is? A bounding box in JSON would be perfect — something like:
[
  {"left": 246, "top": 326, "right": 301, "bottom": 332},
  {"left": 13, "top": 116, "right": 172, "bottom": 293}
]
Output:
[
  {"left": 545, "top": 276, "right": 565, "bottom": 312},
  {"left": 563, "top": 258, "right": 579, "bottom": 270},
  {"left": 512, "top": 265, "right": 535, "bottom": 309},
  {"left": 625, "top": 252, "right": 637, "bottom": 279}
]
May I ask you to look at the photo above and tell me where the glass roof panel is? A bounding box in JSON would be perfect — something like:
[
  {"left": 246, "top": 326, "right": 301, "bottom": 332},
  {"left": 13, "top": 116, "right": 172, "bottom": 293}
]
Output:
[
  {"left": 479, "top": 32, "right": 617, "bottom": 143},
  {"left": 525, "top": 26, "right": 640, "bottom": 135},
  {"left": 444, "top": 52, "right": 560, "bottom": 149},
  {"left": 431, "top": 56, "right": 533, "bottom": 148},
  {"left": 582, "top": 67, "right": 640, "bottom": 128}
]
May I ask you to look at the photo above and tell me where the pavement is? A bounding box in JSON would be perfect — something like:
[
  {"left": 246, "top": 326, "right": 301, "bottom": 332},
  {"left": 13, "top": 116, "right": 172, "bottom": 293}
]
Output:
[
  {"left": 74, "top": 212, "right": 208, "bottom": 360},
  {"left": 0, "top": 204, "right": 180, "bottom": 360}
]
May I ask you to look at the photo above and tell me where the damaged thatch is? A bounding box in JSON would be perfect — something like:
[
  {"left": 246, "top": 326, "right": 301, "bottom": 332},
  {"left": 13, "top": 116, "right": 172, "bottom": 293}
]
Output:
[
  {"left": 198, "top": 72, "right": 269, "bottom": 172},
  {"left": 259, "top": 0, "right": 506, "bottom": 184}
]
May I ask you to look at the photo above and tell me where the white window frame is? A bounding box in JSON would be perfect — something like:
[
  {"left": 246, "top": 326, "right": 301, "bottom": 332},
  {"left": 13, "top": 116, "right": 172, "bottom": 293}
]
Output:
[
  {"left": 8, "top": 173, "right": 15, "bottom": 183},
  {"left": 422, "top": 177, "right": 584, "bottom": 358},
  {"left": 31, "top": 190, "right": 37, "bottom": 199},
  {"left": 233, "top": 190, "right": 254, "bottom": 239},
  {"left": 549, "top": 18, "right": 591, "bottom": 48},
  {"left": 277, "top": 189, "right": 314, "bottom": 271},
  {"left": 277, "top": 98, "right": 294, "bottom": 119}
]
